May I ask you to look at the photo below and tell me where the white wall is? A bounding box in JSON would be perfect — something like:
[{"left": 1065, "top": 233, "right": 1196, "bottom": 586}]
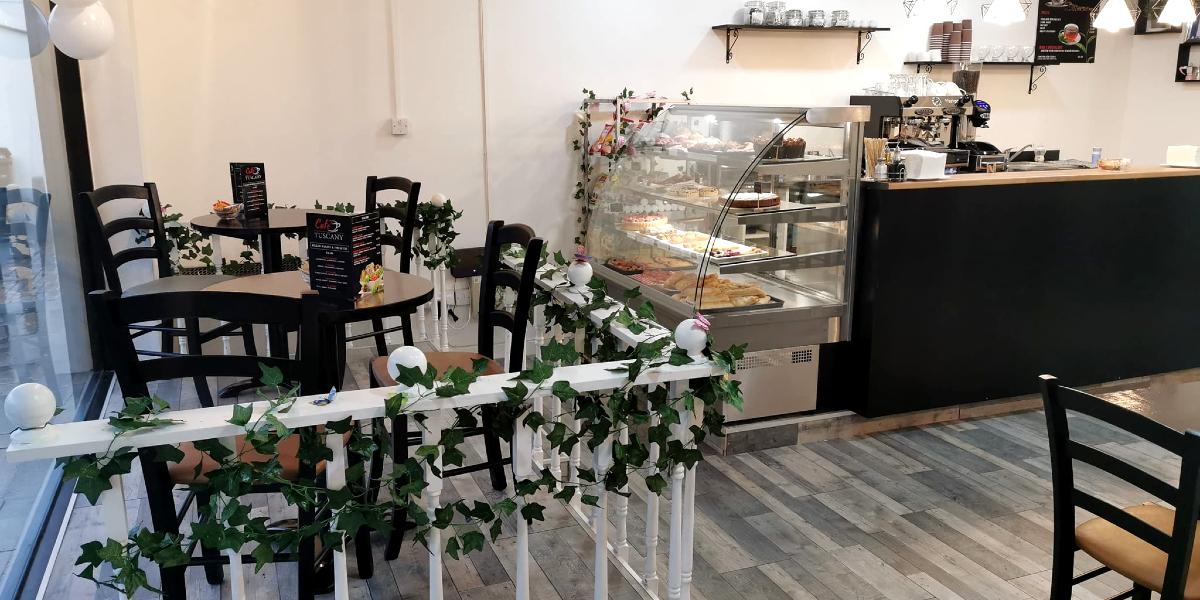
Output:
[
  {"left": 81, "top": 0, "right": 1200, "bottom": 257},
  {"left": 0, "top": 0, "right": 46, "bottom": 189}
]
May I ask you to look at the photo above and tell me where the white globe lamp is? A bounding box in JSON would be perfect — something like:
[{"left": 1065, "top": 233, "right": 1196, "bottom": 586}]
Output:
[
  {"left": 1094, "top": 0, "right": 1135, "bottom": 31},
  {"left": 673, "top": 315, "right": 710, "bottom": 359},
  {"left": 387, "top": 346, "right": 429, "bottom": 391},
  {"left": 5, "top": 382, "right": 58, "bottom": 445},
  {"left": 49, "top": 2, "right": 113, "bottom": 60}
]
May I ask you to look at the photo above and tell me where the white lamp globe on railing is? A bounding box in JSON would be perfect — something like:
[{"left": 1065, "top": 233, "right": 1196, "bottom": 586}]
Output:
[
  {"left": 1094, "top": 0, "right": 1136, "bottom": 31},
  {"left": 387, "top": 346, "right": 429, "bottom": 391},
  {"left": 673, "top": 313, "right": 711, "bottom": 360},
  {"left": 48, "top": 0, "right": 113, "bottom": 60},
  {"left": 983, "top": 0, "right": 1027, "bottom": 25},
  {"left": 1159, "top": 0, "right": 1198, "bottom": 26},
  {"left": 566, "top": 247, "right": 593, "bottom": 293},
  {"left": 4, "top": 382, "right": 58, "bottom": 444}
]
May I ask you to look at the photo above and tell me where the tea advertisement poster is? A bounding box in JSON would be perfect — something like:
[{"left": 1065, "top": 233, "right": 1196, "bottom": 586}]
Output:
[{"left": 1035, "top": 0, "right": 1101, "bottom": 64}]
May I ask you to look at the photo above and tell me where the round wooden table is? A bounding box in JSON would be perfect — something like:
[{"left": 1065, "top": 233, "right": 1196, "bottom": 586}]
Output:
[
  {"left": 191, "top": 208, "right": 335, "bottom": 273},
  {"left": 206, "top": 270, "right": 434, "bottom": 391}
]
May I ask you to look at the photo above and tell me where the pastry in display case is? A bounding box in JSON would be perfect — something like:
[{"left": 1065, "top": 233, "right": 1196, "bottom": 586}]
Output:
[{"left": 587, "top": 104, "right": 869, "bottom": 420}]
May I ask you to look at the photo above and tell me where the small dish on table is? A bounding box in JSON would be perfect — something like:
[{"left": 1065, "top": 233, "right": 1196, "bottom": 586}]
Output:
[{"left": 212, "top": 200, "right": 242, "bottom": 220}]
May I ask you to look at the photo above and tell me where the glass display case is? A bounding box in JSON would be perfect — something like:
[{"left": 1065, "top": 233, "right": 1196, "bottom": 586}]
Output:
[{"left": 587, "top": 104, "right": 869, "bottom": 351}]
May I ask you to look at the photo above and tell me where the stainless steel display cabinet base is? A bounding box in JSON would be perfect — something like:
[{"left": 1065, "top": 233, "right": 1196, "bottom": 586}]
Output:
[{"left": 723, "top": 345, "right": 819, "bottom": 422}]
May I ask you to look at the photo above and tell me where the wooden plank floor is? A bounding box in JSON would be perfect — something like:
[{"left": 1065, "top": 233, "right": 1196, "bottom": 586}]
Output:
[{"left": 43, "top": 332, "right": 1171, "bottom": 599}]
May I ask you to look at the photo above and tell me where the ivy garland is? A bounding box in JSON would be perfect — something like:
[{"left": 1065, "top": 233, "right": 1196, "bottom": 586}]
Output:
[
  {"left": 59, "top": 260, "right": 742, "bottom": 598},
  {"left": 572, "top": 87, "right": 694, "bottom": 245},
  {"left": 413, "top": 200, "right": 462, "bottom": 271}
]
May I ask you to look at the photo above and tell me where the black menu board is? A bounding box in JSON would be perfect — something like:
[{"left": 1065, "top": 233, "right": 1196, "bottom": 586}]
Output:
[
  {"left": 306, "top": 211, "right": 382, "bottom": 303},
  {"left": 1035, "top": 0, "right": 1100, "bottom": 64},
  {"left": 229, "top": 163, "right": 269, "bottom": 219}
]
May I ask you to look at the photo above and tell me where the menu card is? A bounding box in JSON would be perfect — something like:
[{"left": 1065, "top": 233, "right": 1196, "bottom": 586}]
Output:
[
  {"left": 1035, "top": 0, "right": 1100, "bottom": 64},
  {"left": 306, "top": 211, "right": 383, "bottom": 303},
  {"left": 229, "top": 163, "right": 269, "bottom": 219}
]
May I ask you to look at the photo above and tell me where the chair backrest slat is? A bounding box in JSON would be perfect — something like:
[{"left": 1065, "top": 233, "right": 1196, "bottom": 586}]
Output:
[
  {"left": 92, "top": 289, "right": 321, "bottom": 403},
  {"left": 77, "top": 182, "right": 172, "bottom": 293},
  {"left": 1041, "top": 374, "right": 1200, "bottom": 598},
  {"left": 364, "top": 176, "right": 420, "bottom": 274},
  {"left": 477, "top": 220, "right": 544, "bottom": 372}
]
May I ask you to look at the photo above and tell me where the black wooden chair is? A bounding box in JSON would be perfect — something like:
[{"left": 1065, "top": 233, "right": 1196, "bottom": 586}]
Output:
[
  {"left": 76, "top": 183, "right": 256, "bottom": 407},
  {"left": 1041, "top": 375, "right": 1200, "bottom": 600},
  {"left": 367, "top": 219, "right": 544, "bottom": 561},
  {"left": 327, "top": 176, "right": 421, "bottom": 387},
  {"left": 91, "top": 287, "right": 333, "bottom": 600}
]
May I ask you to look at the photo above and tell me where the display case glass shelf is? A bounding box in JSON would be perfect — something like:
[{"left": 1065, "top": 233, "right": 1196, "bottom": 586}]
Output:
[{"left": 586, "top": 104, "right": 869, "bottom": 349}]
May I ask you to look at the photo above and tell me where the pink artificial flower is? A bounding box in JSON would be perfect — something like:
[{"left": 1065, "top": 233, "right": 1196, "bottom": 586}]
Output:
[
  {"left": 573, "top": 246, "right": 591, "bottom": 263},
  {"left": 693, "top": 313, "right": 711, "bottom": 332}
]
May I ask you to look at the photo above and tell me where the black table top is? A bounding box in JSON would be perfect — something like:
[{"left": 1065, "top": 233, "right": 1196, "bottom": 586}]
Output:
[{"left": 190, "top": 208, "right": 337, "bottom": 238}]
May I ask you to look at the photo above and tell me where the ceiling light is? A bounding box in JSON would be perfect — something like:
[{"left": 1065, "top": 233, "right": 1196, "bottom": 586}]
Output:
[
  {"left": 1093, "top": 0, "right": 1135, "bottom": 31},
  {"left": 983, "top": 0, "right": 1027, "bottom": 25},
  {"left": 1158, "top": 0, "right": 1198, "bottom": 26}
]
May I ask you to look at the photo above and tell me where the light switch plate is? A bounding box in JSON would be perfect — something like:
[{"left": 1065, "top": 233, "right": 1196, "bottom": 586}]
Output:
[{"left": 391, "top": 118, "right": 410, "bottom": 136}]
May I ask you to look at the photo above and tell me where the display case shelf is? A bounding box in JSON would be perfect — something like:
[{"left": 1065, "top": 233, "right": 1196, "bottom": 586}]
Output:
[
  {"left": 622, "top": 186, "right": 847, "bottom": 226},
  {"left": 622, "top": 230, "right": 844, "bottom": 274}
]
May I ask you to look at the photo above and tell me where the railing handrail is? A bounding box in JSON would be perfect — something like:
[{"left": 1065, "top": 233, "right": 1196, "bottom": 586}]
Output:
[{"left": 5, "top": 357, "right": 717, "bottom": 464}]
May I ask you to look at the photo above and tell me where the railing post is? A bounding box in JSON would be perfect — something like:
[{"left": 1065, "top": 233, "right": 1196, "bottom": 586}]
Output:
[
  {"left": 592, "top": 435, "right": 612, "bottom": 600},
  {"left": 513, "top": 408, "right": 535, "bottom": 600},
  {"left": 643, "top": 410, "right": 662, "bottom": 594},
  {"left": 546, "top": 393, "right": 562, "bottom": 489},
  {"left": 614, "top": 425, "right": 630, "bottom": 563},
  {"left": 680, "top": 384, "right": 697, "bottom": 600},
  {"left": 531, "top": 394, "right": 545, "bottom": 470},
  {"left": 98, "top": 474, "right": 130, "bottom": 600},
  {"left": 325, "top": 428, "right": 350, "bottom": 600},
  {"left": 219, "top": 436, "right": 248, "bottom": 600},
  {"left": 438, "top": 267, "right": 450, "bottom": 352},
  {"left": 666, "top": 381, "right": 685, "bottom": 600},
  {"left": 425, "top": 424, "right": 444, "bottom": 600}
]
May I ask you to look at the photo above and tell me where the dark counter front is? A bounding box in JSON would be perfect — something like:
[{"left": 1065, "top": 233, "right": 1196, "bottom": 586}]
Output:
[{"left": 825, "top": 168, "right": 1200, "bottom": 417}]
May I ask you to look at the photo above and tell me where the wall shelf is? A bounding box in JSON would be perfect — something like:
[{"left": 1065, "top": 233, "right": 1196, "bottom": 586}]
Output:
[
  {"left": 711, "top": 24, "right": 891, "bottom": 65},
  {"left": 902, "top": 61, "right": 1052, "bottom": 95}
]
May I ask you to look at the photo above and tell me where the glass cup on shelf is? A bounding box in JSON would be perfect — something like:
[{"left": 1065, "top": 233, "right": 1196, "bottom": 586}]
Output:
[
  {"left": 765, "top": 1, "right": 787, "bottom": 25},
  {"left": 807, "top": 10, "right": 826, "bottom": 27},
  {"left": 785, "top": 9, "right": 804, "bottom": 26},
  {"left": 744, "top": 1, "right": 764, "bottom": 25},
  {"left": 1034, "top": 145, "right": 1047, "bottom": 163}
]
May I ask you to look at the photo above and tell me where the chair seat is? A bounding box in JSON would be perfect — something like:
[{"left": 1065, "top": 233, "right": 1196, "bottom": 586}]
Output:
[
  {"left": 168, "top": 431, "right": 350, "bottom": 484},
  {"left": 370, "top": 352, "right": 504, "bottom": 386},
  {"left": 1076, "top": 503, "right": 1200, "bottom": 598},
  {"left": 124, "top": 274, "right": 237, "bottom": 297}
]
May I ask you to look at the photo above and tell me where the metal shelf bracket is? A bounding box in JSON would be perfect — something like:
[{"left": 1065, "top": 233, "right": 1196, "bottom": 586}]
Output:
[
  {"left": 1028, "top": 64, "right": 1048, "bottom": 95},
  {"left": 724, "top": 27, "right": 740, "bottom": 63},
  {"left": 857, "top": 30, "right": 874, "bottom": 64}
]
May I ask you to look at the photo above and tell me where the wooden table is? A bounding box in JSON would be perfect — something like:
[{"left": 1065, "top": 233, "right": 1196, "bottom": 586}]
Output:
[
  {"left": 1101, "top": 374, "right": 1200, "bottom": 433},
  {"left": 191, "top": 208, "right": 333, "bottom": 273},
  {"left": 206, "top": 270, "right": 434, "bottom": 391}
]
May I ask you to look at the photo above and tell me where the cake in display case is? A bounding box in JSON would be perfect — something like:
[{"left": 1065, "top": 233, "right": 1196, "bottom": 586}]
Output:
[{"left": 587, "top": 104, "right": 869, "bottom": 355}]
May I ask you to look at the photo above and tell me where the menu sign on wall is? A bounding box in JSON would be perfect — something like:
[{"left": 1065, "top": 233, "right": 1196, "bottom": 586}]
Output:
[
  {"left": 229, "top": 163, "right": 269, "bottom": 219},
  {"left": 306, "top": 211, "right": 382, "bottom": 304},
  {"left": 1035, "top": 0, "right": 1101, "bottom": 64}
]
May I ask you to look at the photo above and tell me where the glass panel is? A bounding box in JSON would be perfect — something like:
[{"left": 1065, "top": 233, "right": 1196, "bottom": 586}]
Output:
[
  {"left": 0, "top": 1, "right": 95, "bottom": 594},
  {"left": 588, "top": 104, "right": 860, "bottom": 319}
]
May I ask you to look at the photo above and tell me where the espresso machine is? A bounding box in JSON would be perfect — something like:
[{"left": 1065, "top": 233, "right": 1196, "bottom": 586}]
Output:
[{"left": 850, "top": 94, "right": 1000, "bottom": 171}]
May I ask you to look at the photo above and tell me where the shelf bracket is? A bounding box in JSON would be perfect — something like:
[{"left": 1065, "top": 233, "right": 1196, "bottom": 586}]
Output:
[
  {"left": 724, "top": 27, "right": 741, "bottom": 64},
  {"left": 857, "top": 30, "right": 874, "bottom": 64},
  {"left": 912, "top": 62, "right": 933, "bottom": 74},
  {"left": 1028, "top": 64, "right": 1048, "bottom": 94}
]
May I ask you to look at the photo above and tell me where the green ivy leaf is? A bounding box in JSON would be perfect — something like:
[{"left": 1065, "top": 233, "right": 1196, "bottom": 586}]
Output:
[
  {"left": 258, "top": 363, "right": 284, "bottom": 387},
  {"left": 228, "top": 403, "right": 252, "bottom": 427},
  {"left": 461, "top": 530, "right": 486, "bottom": 555},
  {"left": 645, "top": 474, "right": 668, "bottom": 494},
  {"left": 385, "top": 393, "right": 407, "bottom": 418},
  {"left": 520, "top": 503, "right": 546, "bottom": 523}
]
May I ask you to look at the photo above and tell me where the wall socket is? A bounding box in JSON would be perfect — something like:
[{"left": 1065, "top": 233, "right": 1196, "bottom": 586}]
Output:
[{"left": 391, "top": 118, "right": 410, "bottom": 136}]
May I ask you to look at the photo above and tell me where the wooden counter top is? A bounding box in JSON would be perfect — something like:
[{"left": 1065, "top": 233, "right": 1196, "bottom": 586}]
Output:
[{"left": 868, "top": 166, "right": 1200, "bottom": 191}]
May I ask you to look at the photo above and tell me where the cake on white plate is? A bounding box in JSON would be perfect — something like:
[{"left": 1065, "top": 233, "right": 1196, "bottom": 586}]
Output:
[{"left": 1166, "top": 145, "right": 1200, "bottom": 168}]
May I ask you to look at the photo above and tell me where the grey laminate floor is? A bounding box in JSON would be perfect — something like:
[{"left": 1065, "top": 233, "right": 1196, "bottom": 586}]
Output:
[{"left": 43, "top": 329, "right": 1170, "bottom": 599}]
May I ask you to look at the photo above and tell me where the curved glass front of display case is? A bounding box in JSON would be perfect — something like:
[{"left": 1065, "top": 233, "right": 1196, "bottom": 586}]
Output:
[{"left": 587, "top": 104, "right": 867, "bottom": 344}]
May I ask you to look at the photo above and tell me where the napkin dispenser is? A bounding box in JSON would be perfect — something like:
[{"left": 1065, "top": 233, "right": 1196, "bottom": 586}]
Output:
[
  {"left": 1166, "top": 145, "right": 1200, "bottom": 168},
  {"left": 900, "top": 150, "right": 948, "bottom": 180}
]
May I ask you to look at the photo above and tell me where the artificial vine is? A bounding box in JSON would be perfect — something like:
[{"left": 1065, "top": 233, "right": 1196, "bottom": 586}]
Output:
[
  {"left": 60, "top": 251, "right": 742, "bottom": 598},
  {"left": 572, "top": 87, "right": 694, "bottom": 245},
  {"left": 413, "top": 199, "right": 462, "bottom": 271}
]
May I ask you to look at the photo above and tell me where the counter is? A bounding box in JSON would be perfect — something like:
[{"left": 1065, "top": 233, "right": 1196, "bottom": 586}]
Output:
[{"left": 823, "top": 166, "right": 1200, "bottom": 417}]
